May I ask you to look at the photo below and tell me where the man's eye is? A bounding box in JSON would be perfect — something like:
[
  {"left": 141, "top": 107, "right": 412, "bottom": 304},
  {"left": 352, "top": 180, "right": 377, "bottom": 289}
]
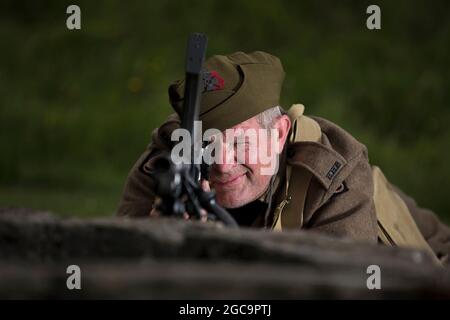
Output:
[{"left": 236, "top": 137, "right": 249, "bottom": 144}]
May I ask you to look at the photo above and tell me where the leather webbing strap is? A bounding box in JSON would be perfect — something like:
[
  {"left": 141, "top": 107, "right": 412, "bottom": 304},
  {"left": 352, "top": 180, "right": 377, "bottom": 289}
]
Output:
[{"left": 272, "top": 104, "right": 322, "bottom": 231}]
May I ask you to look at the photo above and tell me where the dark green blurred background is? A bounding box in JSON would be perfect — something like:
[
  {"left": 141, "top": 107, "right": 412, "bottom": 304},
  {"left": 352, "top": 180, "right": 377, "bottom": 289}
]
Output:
[{"left": 1, "top": 0, "right": 449, "bottom": 222}]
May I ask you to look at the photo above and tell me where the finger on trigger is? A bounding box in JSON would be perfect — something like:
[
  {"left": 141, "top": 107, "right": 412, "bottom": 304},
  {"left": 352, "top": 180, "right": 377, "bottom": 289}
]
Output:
[
  {"left": 200, "top": 209, "right": 208, "bottom": 223},
  {"left": 201, "top": 179, "right": 211, "bottom": 192},
  {"left": 149, "top": 208, "right": 160, "bottom": 218}
]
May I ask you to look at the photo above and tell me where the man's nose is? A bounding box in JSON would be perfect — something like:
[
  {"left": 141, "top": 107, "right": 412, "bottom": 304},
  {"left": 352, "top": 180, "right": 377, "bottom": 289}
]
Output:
[
  {"left": 213, "top": 162, "right": 237, "bottom": 173},
  {"left": 212, "top": 141, "right": 237, "bottom": 173}
]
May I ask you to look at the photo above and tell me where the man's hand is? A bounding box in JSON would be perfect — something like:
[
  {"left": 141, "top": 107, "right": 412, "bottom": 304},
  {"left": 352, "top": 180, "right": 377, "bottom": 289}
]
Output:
[{"left": 149, "top": 179, "right": 211, "bottom": 222}]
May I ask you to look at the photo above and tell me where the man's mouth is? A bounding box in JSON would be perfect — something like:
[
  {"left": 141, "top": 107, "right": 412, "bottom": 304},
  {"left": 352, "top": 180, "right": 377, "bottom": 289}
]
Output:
[{"left": 211, "top": 173, "right": 246, "bottom": 187}]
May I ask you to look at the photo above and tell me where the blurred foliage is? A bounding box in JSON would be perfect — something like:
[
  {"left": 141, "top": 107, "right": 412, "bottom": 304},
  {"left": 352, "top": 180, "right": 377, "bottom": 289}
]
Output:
[{"left": 0, "top": 0, "right": 449, "bottom": 222}]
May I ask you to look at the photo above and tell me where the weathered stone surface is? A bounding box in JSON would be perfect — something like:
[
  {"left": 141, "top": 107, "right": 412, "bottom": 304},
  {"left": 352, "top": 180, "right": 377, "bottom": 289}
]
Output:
[{"left": 0, "top": 207, "right": 449, "bottom": 299}]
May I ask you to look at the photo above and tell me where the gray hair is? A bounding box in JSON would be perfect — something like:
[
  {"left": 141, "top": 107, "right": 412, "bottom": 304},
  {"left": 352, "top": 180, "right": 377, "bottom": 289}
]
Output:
[{"left": 255, "top": 106, "right": 285, "bottom": 129}]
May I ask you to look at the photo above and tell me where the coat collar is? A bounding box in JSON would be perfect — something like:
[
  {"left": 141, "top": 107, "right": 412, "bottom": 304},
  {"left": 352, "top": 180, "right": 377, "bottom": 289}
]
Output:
[{"left": 286, "top": 139, "right": 348, "bottom": 190}]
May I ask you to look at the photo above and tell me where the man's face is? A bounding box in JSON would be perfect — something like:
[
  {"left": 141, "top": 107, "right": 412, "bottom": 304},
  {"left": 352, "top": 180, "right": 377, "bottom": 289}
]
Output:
[{"left": 208, "top": 114, "right": 291, "bottom": 208}]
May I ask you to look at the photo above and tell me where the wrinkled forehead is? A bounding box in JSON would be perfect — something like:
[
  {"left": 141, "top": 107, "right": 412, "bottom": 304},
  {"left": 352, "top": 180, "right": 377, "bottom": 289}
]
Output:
[
  {"left": 228, "top": 115, "right": 260, "bottom": 131},
  {"left": 207, "top": 116, "right": 262, "bottom": 142}
]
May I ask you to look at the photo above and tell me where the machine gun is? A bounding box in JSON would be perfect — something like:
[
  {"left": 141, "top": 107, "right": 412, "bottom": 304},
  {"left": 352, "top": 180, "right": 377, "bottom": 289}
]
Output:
[{"left": 150, "top": 33, "right": 238, "bottom": 228}]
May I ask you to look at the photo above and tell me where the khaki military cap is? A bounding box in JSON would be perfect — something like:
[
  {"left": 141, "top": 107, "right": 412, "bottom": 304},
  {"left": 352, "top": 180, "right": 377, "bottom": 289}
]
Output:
[{"left": 168, "top": 51, "right": 285, "bottom": 131}]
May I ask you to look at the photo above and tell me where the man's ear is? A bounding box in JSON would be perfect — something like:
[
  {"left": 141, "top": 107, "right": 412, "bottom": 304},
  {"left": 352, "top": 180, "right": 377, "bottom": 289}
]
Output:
[{"left": 274, "top": 115, "right": 291, "bottom": 153}]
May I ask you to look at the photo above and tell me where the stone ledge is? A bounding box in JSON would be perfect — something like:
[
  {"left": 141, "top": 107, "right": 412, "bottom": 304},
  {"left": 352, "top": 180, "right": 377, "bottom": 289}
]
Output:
[{"left": 0, "top": 208, "right": 449, "bottom": 299}]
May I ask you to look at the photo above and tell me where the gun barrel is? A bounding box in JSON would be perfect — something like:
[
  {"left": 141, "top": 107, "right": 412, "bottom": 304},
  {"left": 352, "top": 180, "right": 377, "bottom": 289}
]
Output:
[{"left": 181, "top": 33, "right": 208, "bottom": 179}]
